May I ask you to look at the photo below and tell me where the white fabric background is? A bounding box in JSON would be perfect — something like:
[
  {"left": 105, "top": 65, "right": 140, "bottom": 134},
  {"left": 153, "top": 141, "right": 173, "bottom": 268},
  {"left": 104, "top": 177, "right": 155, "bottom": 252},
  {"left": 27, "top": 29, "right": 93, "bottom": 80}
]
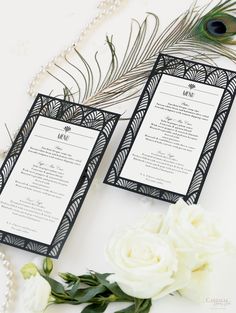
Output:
[{"left": 0, "top": 0, "right": 236, "bottom": 312}]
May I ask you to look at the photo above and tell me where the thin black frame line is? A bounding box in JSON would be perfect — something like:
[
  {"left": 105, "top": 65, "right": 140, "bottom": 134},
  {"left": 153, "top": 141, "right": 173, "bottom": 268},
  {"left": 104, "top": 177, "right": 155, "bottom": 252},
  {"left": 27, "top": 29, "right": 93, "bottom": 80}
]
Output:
[
  {"left": 39, "top": 123, "right": 98, "bottom": 139},
  {"left": 34, "top": 135, "right": 91, "bottom": 150},
  {"left": 163, "top": 81, "right": 221, "bottom": 96}
]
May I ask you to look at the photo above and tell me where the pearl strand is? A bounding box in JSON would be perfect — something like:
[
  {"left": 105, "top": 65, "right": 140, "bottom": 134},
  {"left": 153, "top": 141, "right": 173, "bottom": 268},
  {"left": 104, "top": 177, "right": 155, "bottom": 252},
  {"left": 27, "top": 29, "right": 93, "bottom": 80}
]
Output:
[
  {"left": 0, "top": 251, "right": 13, "bottom": 313},
  {"left": 0, "top": 149, "right": 7, "bottom": 160},
  {"left": 28, "top": 0, "right": 125, "bottom": 97}
]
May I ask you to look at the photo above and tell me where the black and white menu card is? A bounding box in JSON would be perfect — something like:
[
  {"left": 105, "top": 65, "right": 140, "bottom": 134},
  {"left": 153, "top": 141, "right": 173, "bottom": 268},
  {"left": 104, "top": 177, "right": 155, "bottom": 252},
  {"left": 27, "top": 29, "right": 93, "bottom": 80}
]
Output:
[
  {"left": 104, "top": 54, "right": 236, "bottom": 204},
  {"left": 0, "top": 94, "right": 119, "bottom": 258}
]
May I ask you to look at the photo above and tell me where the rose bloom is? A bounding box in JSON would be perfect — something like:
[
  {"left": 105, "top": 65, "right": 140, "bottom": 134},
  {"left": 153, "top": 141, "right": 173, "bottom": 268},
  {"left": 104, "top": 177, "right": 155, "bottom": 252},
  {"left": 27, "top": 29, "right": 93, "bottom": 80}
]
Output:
[
  {"left": 107, "top": 199, "right": 226, "bottom": 301},
  {"left": 23, "top": 274, "right": 52, "bottom": 313},
  {"left": 107, "top": 227, "right": 191, "bottom": 299},
  {"left": 160, "top": 199, "right": 225, "bottom": 302},
  {"left": 135, "top": 212, "right": 164, "bottom": 234},
  {"left": 179, "top": 266, "right": 211, "bottom": 302},
  {"left": 160, "top": 199, "right": 224, "bottom": 270}
]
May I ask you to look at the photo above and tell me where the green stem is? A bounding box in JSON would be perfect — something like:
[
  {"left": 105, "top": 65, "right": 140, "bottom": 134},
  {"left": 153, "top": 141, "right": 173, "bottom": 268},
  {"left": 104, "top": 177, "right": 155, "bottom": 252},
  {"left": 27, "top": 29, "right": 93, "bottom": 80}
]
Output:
[{"left": 52, "top": 291, "right": 130, "bottom": 306}]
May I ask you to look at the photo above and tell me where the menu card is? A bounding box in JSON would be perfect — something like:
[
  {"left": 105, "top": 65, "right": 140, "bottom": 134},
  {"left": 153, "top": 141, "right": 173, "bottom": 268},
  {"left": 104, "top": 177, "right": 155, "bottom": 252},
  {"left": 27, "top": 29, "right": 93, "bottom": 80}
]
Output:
[
  {"left": 105, "top": 54, "right": 236, "bottom": 204},
  {"left": 0, "top": 94, "right": 119, "bottom": 257}
]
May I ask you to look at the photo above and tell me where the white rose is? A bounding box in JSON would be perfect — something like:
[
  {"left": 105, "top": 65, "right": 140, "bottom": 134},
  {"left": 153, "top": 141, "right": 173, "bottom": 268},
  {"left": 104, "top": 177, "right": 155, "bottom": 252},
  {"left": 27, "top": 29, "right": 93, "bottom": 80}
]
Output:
[
  {"left": 135, "top": 212, "right": 163, "bottom": 233},
  {"left": 107, "top": 227, "right": 191, "bottom": 299},
  {"left": 160, "top": 199, "right": 226, "bottom": 302},
  {"left": 23, "top": 274, "right": 51, "bottom": 313},
  {"left": 161, "top": 199, "right": 224, "bottom": 270},
  {"left": 179, "top": 266, "right": 211, "bottom": 303}
]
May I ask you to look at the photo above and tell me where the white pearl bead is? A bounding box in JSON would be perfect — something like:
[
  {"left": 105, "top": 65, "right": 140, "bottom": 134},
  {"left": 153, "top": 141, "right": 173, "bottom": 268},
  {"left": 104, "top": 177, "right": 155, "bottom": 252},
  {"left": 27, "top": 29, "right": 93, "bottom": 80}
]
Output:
[
  {"left": 4, "top": 292, "right": 10, "bottom": 299},
  {"left": 0, "top": 251, "right": 13, "bottom": 313},
  {"left": 93, "top": 16, "right": 100, "bottom": 22},
  {"left": 7, "top": 280, "right": 12, "bottom": 287},
  {"left": 3, "top": 261, "right": 9, "bottom": 267},
  {"left": 6, "top": 271, "right": 13, "bottom": 277}
]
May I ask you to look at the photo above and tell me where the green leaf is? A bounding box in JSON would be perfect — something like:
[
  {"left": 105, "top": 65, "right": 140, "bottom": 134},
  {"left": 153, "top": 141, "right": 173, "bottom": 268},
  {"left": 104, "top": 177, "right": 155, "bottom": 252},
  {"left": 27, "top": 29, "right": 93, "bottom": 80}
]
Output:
[
  {"left": 73, "top": 285, "right": 107, "bottom": 303},
  {"left": 44, "top": 276, "right": 66, "bottom": 295},
  {"left": 81, "top": 303, "right": 108, "bottom": 313},
  {"left": 115, "top": 299, "right": 152, "bottom": 313},
  {"left": 94, "top": 272, "right": 133, "bottom": 301},
  {"left": 59, "top": 272, "right": 79, "bottom": 285},
  {"left": 67, "top": 280, "right": 80, "bottom": 297},
  {"left": 115, "top": 304, "right": 136, "bottom": 313},
  {"left": 79, "top": 274, "right": 100, "bottom": 286},
  {"left": 134, "top": 299, "right": 152, "bottom": 313}
]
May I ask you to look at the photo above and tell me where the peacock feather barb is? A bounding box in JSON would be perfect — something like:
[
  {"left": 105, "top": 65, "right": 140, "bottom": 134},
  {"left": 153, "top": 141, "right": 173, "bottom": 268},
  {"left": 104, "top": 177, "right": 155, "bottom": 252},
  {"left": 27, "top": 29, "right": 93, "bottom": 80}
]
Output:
[{"left": 46, "top": 0, "right": 236, "bottom": 113}]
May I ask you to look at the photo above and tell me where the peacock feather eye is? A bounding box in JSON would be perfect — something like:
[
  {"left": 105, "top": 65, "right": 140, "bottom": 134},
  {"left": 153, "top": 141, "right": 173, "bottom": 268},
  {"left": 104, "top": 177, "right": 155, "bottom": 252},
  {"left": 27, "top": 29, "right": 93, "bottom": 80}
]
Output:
[
  {"left": 200, "top": 13, "right": 236, "bottom": 43},
  {"left": 206, "top": 19, "right": 227, "bottom": 36}
]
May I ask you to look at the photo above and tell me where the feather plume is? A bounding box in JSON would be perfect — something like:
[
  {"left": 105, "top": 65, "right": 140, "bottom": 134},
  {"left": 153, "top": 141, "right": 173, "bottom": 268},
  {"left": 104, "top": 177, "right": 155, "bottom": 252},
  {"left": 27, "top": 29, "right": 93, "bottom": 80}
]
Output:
[{"left": 43, "top": 0, "right": 236, "bottom": 113}]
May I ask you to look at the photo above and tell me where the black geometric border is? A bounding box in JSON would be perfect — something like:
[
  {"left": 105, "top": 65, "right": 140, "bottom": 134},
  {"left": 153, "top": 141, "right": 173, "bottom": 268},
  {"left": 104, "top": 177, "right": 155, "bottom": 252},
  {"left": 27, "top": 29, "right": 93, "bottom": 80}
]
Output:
[
  {"left": 0, "top": 94, "right": 120, "bottom": 258},
  {"left": 104, "top": 54, "right": 236, "bottom": 204}
]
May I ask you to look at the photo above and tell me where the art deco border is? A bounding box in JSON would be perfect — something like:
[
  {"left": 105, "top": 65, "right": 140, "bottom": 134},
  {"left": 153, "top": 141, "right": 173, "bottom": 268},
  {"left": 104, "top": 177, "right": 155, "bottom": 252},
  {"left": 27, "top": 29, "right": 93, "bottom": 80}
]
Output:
[
  {"left": 104, "top": 54, "right": 236, "bottom": 204},
  {"left": 0, "top": 94, "right": 120, "bottom": 258}
]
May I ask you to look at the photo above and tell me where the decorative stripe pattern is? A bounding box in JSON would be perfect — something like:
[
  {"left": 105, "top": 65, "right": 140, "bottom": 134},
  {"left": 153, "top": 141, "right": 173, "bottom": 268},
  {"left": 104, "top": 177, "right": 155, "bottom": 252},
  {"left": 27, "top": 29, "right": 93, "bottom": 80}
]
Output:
[
  {"left": 0, "top": 94, "right": 119, "bottom": 258},
  {"left": 104, "top": 54, "right": 236, "bottom": 204}
]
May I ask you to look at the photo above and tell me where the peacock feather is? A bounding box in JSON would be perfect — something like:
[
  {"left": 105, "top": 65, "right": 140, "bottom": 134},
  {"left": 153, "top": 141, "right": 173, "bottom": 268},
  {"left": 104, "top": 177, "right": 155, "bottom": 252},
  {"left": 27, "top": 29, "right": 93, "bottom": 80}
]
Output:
[
  {"left": 1, "top": 0, "right": 236, "bottom": 159},
  {"left": 34, "top": 0, "right": 236, "bottom": 113},
  {"left": 195, "top": 0, "right": 236, "bottom": 44}
]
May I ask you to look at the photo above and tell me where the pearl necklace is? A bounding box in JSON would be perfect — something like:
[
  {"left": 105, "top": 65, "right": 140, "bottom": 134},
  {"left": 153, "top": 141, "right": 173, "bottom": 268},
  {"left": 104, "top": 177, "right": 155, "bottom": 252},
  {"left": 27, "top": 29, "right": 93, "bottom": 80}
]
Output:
[
  {"left": 0, "top": 150, "right": 7, "bottom": 160},
  {"left": 28, "top": 0, "right": 126, "bottom": 97},
  {"left": 0, "top": 251, "right": 13, "bottom": 313}
]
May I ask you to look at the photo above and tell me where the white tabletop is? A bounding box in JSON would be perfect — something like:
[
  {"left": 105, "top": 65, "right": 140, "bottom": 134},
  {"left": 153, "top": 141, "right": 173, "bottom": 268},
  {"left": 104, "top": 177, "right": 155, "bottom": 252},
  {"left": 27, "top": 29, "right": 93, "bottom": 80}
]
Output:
[{"left": 0, "top": 0, "right": 236, "bottom": 312}]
